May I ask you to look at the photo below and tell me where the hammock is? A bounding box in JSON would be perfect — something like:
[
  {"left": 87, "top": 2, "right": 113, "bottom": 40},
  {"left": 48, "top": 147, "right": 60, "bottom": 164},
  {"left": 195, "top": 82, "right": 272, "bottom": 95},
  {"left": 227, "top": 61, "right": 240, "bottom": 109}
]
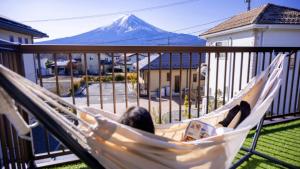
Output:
[{"left": 0, "top": 53, "right": 285, "bottom": 169}]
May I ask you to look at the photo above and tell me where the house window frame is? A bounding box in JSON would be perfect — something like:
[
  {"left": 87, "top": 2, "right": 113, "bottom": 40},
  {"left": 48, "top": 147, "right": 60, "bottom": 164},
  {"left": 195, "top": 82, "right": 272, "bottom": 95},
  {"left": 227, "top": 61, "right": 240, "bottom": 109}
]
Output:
[
  {"left": 215, "top": 41, "right": 226, "bottom": 59},
  {"left": 9, "top": 35, "right": 14, "bottom": 42},
  {"left": 193, "top": 73, "right": 197, "bottom": 82},
  {"left": 167, "top": 72, "right": 170, "bottom": 81},
  {"left": 24, "top": 38, "right": 29, "bottom": 44},
  {"left": 18, "top": 37, "right": 22, "bottom": 44}
]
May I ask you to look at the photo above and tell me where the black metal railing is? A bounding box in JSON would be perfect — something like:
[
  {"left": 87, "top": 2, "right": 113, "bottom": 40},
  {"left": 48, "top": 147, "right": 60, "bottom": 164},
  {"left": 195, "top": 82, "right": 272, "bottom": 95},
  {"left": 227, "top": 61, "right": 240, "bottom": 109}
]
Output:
[{"left": 0, "top": 44, "right": 300, "bottom": 168}]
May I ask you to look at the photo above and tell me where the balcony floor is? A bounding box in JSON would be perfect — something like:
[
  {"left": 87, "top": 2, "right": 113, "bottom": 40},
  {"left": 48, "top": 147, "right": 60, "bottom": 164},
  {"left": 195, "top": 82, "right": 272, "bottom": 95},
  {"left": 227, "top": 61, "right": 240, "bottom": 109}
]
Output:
[{"left": 45, "top": 119, "right": 300, "bottom": 169}]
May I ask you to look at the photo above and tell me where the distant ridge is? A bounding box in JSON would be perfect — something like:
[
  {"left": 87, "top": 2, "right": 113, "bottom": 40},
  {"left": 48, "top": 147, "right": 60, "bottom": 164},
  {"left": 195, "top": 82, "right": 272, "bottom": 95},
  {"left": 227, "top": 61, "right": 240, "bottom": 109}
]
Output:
[{"left": 38, "top": 14, "right": 205, "bottom": 46}]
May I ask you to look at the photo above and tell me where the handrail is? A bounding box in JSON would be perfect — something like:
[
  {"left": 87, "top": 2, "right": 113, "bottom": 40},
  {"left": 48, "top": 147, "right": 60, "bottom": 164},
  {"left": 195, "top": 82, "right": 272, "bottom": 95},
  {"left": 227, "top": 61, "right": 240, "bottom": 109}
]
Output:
[{"left": 19, "top": 45, "right": 300, "bottom": 53}]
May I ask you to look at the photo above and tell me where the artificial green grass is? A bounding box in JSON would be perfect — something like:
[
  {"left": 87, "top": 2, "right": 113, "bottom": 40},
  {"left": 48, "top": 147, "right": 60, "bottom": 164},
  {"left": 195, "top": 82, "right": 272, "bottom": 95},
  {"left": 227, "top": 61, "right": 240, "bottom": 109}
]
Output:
[{"left": 45, "top": 119, "right": 300, "bottom": 169}]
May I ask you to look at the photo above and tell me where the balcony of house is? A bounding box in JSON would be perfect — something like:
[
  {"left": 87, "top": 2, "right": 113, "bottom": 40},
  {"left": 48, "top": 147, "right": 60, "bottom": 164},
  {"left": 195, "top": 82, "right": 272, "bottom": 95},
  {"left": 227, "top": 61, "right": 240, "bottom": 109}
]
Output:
[{"left": 0, "top": 44, "right": 300, "bottom": 169}]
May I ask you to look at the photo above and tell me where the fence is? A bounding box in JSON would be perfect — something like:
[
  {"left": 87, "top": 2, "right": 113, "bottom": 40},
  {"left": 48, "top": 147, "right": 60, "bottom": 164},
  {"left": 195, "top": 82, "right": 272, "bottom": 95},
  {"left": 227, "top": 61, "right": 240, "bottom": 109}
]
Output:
[{"left": 1, "top": 44, "right": 300, "bottom": 168}]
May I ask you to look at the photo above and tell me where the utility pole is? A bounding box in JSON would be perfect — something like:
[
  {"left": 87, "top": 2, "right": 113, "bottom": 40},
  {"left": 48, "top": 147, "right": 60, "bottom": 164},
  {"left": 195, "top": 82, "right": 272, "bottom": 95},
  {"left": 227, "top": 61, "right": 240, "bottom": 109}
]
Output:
[{"left": 245, "top": 0, "right": 251, "bottom": 11}]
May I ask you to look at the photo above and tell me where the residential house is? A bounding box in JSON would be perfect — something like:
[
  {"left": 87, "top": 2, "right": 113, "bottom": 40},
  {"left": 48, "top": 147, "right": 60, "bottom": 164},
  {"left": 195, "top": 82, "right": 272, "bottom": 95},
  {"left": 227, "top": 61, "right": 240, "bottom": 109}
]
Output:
[
  {"left": 0, "top": 15, "right": 48, "bottom": 81},
  {"left": 200, "top": 3, "right": 300, "bottom": 114},
  {"left": 80, "top": 53, "right": 120, "bottom": 74},
  {"left": 140, "top": 53, "right": 205, "bottom": 98}
]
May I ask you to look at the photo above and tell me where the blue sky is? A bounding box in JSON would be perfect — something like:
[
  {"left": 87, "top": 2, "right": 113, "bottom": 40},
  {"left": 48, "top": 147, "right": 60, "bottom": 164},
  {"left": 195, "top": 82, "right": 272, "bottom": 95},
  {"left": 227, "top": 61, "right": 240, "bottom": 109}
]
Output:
[{"left": 1, "top": 0, "right": 300, "bottom": 42}]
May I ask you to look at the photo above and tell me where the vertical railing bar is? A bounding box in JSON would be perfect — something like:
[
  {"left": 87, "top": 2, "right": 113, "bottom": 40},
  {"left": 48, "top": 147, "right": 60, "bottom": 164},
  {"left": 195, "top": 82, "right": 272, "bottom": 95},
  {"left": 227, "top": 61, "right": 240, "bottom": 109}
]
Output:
[
  {"left": 239, "top": 52, "right": 244, "bottom": 91},
  {"left": 214, "top": 52, "right": 219, "bottom": 110},
  {"left": 0, "top": 116, "right": 9, "bottom": 169},
  {"left": 254, "top": 52, "right": 258, "bottom": 76},
  {"left": 206, "top": 52, "right": 210, "bottom": 114},
  {"left": 124, "top": 52, "right": 128, "bottom": 109},
  {"left": 12, "top": 52, "right": 18, "bottom": 73},
  {"left": 179, "top": 53, "right": 183, "bottom": 121},
  {"left": 11, "top": 127, "right": 21, "bottom": 169},
  {"left": 17, "top": 127, "right": 26, "bottom": 169},
  {"left": 169, "top": 52, "right": 173, "bottom": 123},
  {"left": 32, "top": 52, "right": 38, "bottom": 84},
  {"left": 3, "top": 52, "right": 8, "bottom": 68},
  {"left": 98, "top": 53, "right": 103, "bottom": 109},
  {"left": 8, "top": 52, "right": 13, "bottom": 70},
  {"left": 197, "top": 52, "right": 202, "bottom": 117},
  {"left": 262, "top": 52, "right": 266, "bottom": 71},
  {"left": 83, "top": 53, "right": 90, "bottom": 106},
  {"left": 282, "top": 52, "right": 291, "bottom": 116},
  {"left": 158, "top": 53, "right": 162, "bottom": 124},
  {"left": 188, "top": 52, "right": 192, "bottom": 118},
  {"left": 269, "top": 51, "right": 274, "bottom": 117},
  {"left": 3, "top": 118, "right": 17, "bottom": 169},
  {"left": 36, "top": 53, "right": 43, "bottom": 87},
  {"left": 54, "top": 53, "right": 60, "bottom": 96},
  {"left": 69, "top": 53, "right": 75, "bottom": 105},
  {"left": 223, "top": 52, "right": 228, "bottom": 105},
  {"left": 112, "top": 53, "right": 116, "bottom": 113},
  {"left": 293, "top": 52, "right": 300, "bottom": 113},
  {"left": 0, "top": 52, "right": 3, "bottom": 64},
  {"left": 147, "top": 52, "right": 151, "bottom": 113},
  {"left": 231, "top": 52, "right": 236, "bottom": 98},
  {"left": 44, "top": 129, "right": 51, "bottom": 155},
  {"left": 124, "top": 53, "right": 128, "bottom": 109},
  {"left": 247, "top": 52, "right": 251, "bottom": 83},
  {"left": 276, "top": 51, "right": 284, "bottom": 116},
  {"left": 16, "top": 107, "right": 26, "bottom": 169},
  {"left": 136, "top": 53, "right": 140, "bottom": 107},
  {"left": 289, "top": 52, "right": 297, "bottom": 113}
]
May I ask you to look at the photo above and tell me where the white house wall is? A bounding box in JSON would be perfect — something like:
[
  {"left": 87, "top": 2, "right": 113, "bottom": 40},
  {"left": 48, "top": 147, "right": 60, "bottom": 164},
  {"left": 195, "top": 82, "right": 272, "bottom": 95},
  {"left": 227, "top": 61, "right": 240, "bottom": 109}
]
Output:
[
  {"left": 259, "top": 29, "right": 300, "bottom": 115},
  {"left": 205, "top": 30, "right": 255, "bottom": 105},
  {"left": 204, "top": 28, "right": 300, "bottom": 115},
  {"left": 0, "top": 29, "right": 32, "bottom": 43}
]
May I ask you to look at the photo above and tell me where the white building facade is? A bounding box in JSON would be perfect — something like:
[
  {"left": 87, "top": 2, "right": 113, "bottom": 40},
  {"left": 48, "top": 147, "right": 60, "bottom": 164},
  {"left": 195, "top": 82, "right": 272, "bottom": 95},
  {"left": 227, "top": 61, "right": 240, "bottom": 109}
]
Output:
[{"left": 201, "top": 4, "right": 300, "bottom": 115}]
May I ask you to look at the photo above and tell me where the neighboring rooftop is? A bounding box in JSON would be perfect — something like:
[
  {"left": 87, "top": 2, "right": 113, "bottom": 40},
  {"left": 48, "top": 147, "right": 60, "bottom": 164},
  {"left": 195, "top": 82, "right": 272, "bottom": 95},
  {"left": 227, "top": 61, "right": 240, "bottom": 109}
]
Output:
[
  {"left": 201, "top": 3, "right": 300, "bottom": 36},
  {"left": 0, "top": 15, "right": 48, "bottom": 38},
  {"left": 140, "top": 53, "right": 205, "bottom": 70}
]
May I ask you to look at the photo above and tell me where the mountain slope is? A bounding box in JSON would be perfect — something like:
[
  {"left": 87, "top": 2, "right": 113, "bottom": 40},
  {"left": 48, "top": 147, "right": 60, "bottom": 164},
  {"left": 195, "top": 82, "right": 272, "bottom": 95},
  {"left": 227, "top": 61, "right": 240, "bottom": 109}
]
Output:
[{"left": 38, "top": 15, "right": 205, "bottom": 46}]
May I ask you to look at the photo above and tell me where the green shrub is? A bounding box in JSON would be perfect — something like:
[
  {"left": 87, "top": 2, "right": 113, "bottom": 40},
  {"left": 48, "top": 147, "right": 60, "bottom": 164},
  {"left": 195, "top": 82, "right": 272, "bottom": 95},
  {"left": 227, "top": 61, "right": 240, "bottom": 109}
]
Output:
[
  {"left": 101, "top": 76, "right": 112, "bottom": 82},
  {"left": 115, "top": 74, "right": 125, "bottom": 81}
]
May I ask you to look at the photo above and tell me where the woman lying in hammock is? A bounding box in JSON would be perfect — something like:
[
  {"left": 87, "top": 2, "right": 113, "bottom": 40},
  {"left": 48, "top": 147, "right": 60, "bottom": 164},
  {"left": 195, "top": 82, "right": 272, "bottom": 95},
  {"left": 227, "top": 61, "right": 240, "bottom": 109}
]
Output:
[{"left": 120, "top": 101, "right": 251, "bottom": 141}]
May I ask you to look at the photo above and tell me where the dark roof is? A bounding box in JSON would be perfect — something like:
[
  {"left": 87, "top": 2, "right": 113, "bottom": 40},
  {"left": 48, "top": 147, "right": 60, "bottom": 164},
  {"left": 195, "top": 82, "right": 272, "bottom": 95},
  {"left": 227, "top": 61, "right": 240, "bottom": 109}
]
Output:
[
  {"left": 0, "top": 16, "right": 48, "bottom": 38},
  {"left": 201, "top": 3, "right": 300, "bottom": 36},
  {"left": 141, "top": 53, "right": 205, "bottom": 70}
]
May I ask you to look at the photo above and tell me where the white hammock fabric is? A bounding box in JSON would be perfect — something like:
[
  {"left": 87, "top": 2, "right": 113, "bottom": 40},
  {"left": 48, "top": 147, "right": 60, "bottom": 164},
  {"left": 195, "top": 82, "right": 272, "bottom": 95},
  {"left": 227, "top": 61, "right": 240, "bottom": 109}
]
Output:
[{"left": 0, "top": 54, "right": 285, "bottom": 169}]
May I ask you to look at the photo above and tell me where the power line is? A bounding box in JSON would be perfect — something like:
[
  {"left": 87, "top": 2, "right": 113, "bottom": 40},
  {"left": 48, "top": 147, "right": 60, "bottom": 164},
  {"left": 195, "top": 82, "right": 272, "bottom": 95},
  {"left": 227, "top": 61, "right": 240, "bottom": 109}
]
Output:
[{"left": 22, "top": 0, "right": 201, "bottom": 23}]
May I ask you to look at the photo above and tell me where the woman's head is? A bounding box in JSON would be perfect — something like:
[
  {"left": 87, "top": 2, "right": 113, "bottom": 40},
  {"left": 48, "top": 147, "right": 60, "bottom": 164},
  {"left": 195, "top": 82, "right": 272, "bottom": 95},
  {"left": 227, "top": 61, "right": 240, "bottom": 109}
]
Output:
[{"left": 119, "top": 106, "right": 155, "bottom": 134}]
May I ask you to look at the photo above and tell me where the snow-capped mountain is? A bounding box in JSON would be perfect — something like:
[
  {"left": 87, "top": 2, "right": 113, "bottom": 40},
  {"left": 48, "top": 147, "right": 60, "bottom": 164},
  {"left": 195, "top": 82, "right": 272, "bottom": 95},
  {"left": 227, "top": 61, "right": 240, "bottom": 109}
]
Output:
[{"left": 38, "top": 14, "right": 205, "bottom": 46}]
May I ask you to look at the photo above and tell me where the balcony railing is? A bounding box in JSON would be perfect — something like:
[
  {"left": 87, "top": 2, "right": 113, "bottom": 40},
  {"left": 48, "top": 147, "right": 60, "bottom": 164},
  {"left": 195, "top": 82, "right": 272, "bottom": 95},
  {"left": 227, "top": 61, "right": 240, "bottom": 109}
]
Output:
[{"left": 0, "top": 44, "right": 300, "bottom": 168}]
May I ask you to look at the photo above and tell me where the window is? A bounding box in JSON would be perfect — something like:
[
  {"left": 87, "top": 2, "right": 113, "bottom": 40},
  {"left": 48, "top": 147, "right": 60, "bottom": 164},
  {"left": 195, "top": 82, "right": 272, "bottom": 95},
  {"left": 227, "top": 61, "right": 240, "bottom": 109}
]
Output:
[
  {"left": 215, "top": 41, "right": 226, "bottom": 59},
  {"left": 167, "top": 72, "right": 170, "bottom": 81},
  {"left": 18, "top": 37, "right": 22, "bottom": 44},
  {"left": 9, "top": 35, "right": 14, "bottom": 42},
  {"left": 193, "top": 74, "right": 197, "bottom": 82},
  {"left": 24, "top": 38, "right": 29, "bottom": 44}
]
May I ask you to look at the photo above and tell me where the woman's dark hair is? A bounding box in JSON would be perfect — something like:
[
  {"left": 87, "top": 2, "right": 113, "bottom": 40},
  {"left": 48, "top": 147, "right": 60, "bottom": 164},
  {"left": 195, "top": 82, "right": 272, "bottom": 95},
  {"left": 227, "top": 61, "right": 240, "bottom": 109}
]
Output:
[{"left": 119, "top": 106, "right": 155, "bottom": 134}]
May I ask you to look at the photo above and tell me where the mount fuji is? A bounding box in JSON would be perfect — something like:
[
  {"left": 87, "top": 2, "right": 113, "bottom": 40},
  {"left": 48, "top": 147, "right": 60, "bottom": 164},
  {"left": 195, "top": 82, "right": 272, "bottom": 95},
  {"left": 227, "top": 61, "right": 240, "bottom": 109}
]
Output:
[{"left": 38, "top": 15, "right": 205, "bottom": 46}]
